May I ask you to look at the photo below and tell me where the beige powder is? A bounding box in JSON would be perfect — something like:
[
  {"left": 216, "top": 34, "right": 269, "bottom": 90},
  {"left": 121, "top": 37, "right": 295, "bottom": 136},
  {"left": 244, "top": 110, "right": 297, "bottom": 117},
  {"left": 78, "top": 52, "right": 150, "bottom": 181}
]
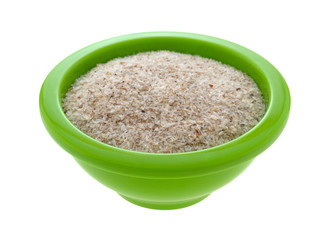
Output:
[{"left": 62, "top": 51, "right": 265, "bottom": 153}]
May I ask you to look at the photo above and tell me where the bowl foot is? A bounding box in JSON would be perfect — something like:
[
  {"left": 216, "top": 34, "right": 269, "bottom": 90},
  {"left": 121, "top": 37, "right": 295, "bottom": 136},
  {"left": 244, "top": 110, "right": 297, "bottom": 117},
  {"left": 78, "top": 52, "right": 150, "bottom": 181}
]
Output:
[{"left": 118, "top": 194, "right": 210, "bottom": 210}]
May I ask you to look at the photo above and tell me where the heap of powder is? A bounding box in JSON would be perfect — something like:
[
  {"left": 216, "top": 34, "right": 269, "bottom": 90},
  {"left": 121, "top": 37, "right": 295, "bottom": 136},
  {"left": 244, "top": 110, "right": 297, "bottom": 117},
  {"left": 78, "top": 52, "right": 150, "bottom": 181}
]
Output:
[{"left": 62, "top": 51, "right": 265, "bottom": 153}]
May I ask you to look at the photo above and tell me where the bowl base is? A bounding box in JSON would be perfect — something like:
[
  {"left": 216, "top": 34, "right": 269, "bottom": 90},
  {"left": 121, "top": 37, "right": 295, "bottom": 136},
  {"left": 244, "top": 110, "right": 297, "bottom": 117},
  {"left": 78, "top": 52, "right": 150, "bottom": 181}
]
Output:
[{"left": 119, "top": 194, "right": 210, "bottom": 210}]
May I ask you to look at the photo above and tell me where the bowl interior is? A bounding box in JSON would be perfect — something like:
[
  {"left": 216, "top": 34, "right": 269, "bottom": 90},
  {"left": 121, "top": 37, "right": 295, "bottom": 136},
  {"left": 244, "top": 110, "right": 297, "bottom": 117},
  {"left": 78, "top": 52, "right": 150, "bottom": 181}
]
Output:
[{"left": 41, "top": 32, "right": 290, "bottom": 178}]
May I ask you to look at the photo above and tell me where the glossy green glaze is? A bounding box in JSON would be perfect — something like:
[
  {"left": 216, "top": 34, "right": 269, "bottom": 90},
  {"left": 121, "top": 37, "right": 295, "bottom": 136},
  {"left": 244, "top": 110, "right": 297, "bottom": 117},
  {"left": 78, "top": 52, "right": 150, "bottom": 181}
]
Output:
[{"left": 39, "top": 32, "right": 290, "bottom": 210}]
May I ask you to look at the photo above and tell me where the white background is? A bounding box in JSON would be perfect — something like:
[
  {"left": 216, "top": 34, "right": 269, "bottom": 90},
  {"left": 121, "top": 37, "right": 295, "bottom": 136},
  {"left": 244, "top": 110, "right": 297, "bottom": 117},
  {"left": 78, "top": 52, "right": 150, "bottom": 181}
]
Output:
[{"left": 1, "top": 0, "right": 328, "bottom": 239}]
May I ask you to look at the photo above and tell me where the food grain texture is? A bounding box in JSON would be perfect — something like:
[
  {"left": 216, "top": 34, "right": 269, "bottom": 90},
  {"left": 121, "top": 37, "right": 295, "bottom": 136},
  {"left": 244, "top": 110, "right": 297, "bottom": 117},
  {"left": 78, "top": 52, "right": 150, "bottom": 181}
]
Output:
[{"left": 63, "top": 51, "right": 265, "bottom": 153}]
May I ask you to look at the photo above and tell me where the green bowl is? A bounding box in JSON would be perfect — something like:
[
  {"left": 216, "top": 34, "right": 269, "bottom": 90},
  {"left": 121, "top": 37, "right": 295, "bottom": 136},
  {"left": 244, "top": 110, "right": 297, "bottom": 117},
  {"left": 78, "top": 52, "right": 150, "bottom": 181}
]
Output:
[{"left": 39, "top": 32, "right": 290, "bottom": 210}]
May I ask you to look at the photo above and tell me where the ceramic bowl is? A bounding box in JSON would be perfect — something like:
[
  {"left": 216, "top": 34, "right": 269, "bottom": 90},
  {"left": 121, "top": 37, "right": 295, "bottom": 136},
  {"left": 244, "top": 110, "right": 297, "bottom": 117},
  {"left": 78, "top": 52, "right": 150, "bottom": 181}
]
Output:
[{"left": 39, "top": 32, "right": 290, "bottom": 210}]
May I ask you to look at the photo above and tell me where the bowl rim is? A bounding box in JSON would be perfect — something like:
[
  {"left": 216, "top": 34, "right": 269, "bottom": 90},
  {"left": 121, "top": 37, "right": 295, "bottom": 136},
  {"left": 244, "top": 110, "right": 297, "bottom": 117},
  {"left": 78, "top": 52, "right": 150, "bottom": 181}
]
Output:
[{"left": 39, "top": 32, "right": 290, "bottom": 178}]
